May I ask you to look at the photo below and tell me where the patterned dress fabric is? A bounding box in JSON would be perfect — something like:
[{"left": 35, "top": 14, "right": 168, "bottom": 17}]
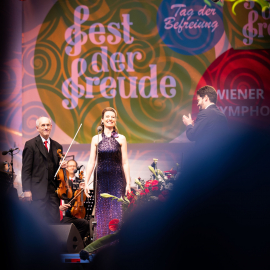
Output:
[{"left": 94, "top": 133, "right": 125, "bottom": 240}]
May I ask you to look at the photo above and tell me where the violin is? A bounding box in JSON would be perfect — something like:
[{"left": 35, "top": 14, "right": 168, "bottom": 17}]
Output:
[
  {"left": 70, "top": 170, "right": 87, "bottom": 219},
  {"left": 56, "top": 149, "right": 73, "bottom": 200}
]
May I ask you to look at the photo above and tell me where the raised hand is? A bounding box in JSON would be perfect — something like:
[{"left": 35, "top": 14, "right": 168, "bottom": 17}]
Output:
[{"left": 182, "top": 113, "right": 194, "bottom": 126}]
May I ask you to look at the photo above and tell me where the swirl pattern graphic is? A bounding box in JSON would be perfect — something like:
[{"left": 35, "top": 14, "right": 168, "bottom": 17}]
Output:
[
  {"left": 22, "top": 101, "right": 56, "bottom": 140},
  {"left": 157, "top": 0, "right": 224, "bottom": 55},
  {"left": 223, "top": 1, "right": 270, "bottom": 49},
  {"left": 33, "top": 0, "right": 216, "bottom": 143},
  {"left": 193, "top": 49, "right": 270, "bottom": 128}
]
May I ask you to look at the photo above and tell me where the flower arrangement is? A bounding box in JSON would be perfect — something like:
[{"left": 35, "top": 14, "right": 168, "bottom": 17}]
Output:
[
  {"left": 80, "top": 159, "right": 180, "bottom": 257},
  {"left": 101, "top": 159, "right": 180, "bottom": 216}
]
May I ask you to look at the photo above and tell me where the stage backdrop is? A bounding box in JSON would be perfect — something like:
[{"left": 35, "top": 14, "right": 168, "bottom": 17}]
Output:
[
  {"left": 22, "top": 0, "right": 270, "bottom": 145},
  {"left": 1, "top": 0, "right": 270, "bottom": 194}
]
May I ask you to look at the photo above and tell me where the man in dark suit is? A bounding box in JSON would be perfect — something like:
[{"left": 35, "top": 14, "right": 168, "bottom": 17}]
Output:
[
  {"left": 182, "top": 85, "right": 228, "bottom": 147},
  {"left": 22, "top": 116, "right": 66, "bottom": 224}
]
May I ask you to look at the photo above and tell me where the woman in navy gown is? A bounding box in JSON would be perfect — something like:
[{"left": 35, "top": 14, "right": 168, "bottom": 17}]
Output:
[{"left": 84, "top": 107, "right": 131, "bottom": 239}]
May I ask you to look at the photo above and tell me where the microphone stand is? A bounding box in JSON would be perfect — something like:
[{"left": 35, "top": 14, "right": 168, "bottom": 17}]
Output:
[
  {"left": 10, "top": 151, "right": 14, "bottom": 184},
  {"left": 93, "top": 127, "right": 102, "bottom": 216}
]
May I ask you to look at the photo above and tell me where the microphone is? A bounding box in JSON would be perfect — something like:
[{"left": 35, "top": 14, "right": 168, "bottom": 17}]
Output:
[
  {"left": 2, "top": 147, "right": 19, "bottom": 155},
  {"left": 97, "top": 126, "right": 102, "bottom": 132},
  {"left": 73, "top": 165, "right": 83, "bottom": 174}
]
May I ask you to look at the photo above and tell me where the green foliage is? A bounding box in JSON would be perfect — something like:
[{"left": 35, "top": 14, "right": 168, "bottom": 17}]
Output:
[{"left": 84, "top": 232, "right": 119, "bottom": 253}]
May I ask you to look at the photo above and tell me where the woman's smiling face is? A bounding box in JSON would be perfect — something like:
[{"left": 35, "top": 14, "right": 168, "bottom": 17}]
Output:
[{"left": 102, "top": 111, "right": 116, "bottom": 128}]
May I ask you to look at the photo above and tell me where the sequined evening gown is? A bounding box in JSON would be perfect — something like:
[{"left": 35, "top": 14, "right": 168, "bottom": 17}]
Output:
[{"left": 94, "top": 133, "right": 126, "bottom": 240}]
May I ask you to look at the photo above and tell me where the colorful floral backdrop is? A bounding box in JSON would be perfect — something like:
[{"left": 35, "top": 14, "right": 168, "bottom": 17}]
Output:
[
  {"left": 1, "top": 0, "right": 270, "bottom": 192},
  {"left": 21, "top": 0, "right": 270, "bottom": 144}
]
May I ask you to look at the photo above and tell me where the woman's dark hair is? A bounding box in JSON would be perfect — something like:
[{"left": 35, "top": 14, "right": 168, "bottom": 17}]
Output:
[
  {"left": 197, "top": 85, "right": 217, "bottom": 104},
  {"left": 101, "top": 107, "right": 119, "bottom": 133}
]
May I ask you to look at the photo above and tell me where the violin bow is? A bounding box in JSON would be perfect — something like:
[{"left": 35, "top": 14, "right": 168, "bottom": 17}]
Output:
[
  {"left": 68, "top": 188, "right": 84, "bottom": 204},
  {"left": 54, "top": 123, "right": 82, "bottom": 179}
]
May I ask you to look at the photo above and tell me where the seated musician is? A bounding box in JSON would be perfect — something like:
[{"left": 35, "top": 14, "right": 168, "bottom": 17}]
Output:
[
  {"left": 59, "top": 159, "right": 89, "bottom": 243},
  {"left": 0, "top": 161, "right": 18, "bottom": 200}
]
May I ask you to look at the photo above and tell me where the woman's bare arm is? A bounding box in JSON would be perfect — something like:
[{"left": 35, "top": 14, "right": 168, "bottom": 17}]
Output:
[
  {"left": 84, "top": 135, "right": 98, "bottom": 197},
  {"left": 120, "top": 135, "right": 131, "bottom": 195}
]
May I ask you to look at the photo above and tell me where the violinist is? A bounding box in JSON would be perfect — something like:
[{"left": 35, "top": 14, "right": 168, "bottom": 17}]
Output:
[
  {"left": 66, "top": 159, "right": 81, "bottom": 191},
  {"left": 22, "top": 116, "right": 67, "bottom": 224},
  {"left": 59, "top": 159, "right": 89, "bottom": 242}
]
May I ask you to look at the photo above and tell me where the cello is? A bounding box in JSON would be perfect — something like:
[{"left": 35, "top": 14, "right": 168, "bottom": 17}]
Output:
[
  {"left": 56, "top": 149, "right": 73, "bottom": 200},
  {"left": 70, "top": 171, "right": 87, "bottom": 219}
]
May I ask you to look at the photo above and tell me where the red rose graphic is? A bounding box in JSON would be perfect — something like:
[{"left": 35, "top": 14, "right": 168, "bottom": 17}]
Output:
[
  {"left": 145, "top": 180, "right": 153, "bottom": 187},
  {"left": 127, "top": 191, "right": 135, "bottom": 200},
  {"left": 152, "top": 186, "right": 159, "bottom": 191},
  {"left": 152, "top": 180, "right": 159, "bottom": 186},
  {"left": 108, "top": 219, "right": 119, "bottom": 232}
]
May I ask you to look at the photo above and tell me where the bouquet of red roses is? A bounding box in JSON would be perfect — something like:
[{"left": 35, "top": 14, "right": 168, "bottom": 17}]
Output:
[
  {"left": 81, "top": 159, "right": 180, "bottom": 256},
  {"left": 101, "top": 159, "right": 180, "bottom": 215}
]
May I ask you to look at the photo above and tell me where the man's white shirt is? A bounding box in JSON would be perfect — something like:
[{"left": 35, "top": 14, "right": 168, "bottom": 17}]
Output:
[{"left": 40, "top": 135, "right": 50, "bottom": 152}]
